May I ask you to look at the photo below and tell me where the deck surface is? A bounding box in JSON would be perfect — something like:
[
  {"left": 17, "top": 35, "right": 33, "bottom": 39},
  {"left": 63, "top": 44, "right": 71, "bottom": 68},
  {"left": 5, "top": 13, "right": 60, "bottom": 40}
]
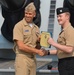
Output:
[
  {"left": 0, "top": 59, "right": 50, "bottom": 69},
  {"left": 0, "top": 59, "right": 58, "bottom": 71}
]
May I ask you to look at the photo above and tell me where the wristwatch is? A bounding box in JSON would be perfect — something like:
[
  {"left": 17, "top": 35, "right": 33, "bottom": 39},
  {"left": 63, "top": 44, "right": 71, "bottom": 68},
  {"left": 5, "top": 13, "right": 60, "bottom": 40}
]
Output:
[{"left": 48, "top": 50, "right": 50, "bottom": 55}]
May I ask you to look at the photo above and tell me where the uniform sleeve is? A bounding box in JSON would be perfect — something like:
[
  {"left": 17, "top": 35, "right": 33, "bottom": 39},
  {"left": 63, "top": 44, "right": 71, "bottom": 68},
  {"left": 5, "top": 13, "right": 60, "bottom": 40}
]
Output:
[
  {"left": 65, "top": 29, "right": 74, "bottom": 46},
  {"left": 13, "top": 24, "right": 23, "bottom": 41}
]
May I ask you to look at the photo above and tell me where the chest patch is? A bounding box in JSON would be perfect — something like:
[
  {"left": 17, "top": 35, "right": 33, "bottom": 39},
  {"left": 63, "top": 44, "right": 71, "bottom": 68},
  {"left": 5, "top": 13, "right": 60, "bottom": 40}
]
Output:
[{"left": 24, "top": 30, "right": 29, "bottom": 32}]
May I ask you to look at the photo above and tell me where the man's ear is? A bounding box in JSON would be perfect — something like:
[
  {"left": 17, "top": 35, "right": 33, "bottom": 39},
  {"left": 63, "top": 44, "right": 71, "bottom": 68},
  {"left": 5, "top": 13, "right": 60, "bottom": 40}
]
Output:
[{"left": 34, "top": 11, "right": 36, "bottom": 17}]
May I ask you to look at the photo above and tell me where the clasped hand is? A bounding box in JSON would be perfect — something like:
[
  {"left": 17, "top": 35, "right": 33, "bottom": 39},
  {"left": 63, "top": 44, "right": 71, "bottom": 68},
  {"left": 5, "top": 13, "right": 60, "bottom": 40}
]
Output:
[{"left": 38, "top": 48, "right": 48, "bottom": 56}]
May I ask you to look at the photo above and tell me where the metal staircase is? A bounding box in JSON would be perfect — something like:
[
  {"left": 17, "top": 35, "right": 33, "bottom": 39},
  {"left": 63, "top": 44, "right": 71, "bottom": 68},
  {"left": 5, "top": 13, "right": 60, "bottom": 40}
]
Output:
[{"left": 48, "top": 0, "right": 56, "bottom": 37}]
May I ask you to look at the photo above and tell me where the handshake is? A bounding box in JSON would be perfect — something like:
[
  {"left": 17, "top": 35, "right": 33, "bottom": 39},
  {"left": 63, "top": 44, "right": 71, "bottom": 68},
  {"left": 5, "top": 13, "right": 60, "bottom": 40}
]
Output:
[{"left": 38, "top": 48, "right": 50, "bottom": 56}]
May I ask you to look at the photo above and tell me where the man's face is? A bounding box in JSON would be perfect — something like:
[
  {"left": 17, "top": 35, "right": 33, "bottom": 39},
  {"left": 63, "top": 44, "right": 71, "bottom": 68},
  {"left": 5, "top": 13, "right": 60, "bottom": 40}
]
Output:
[
  {"left": 25, "top": 11, "right": 36, "bottom": 23},
  {"left": 57, "top": 13, "right": 68, "bottom": 26}
]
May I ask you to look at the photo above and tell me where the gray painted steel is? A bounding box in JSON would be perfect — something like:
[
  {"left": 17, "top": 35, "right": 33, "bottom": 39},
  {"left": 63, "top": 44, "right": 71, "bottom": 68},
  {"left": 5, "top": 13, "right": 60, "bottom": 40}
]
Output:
[{"left": 0, "top": 56, "right": 59, "bottom": 75}]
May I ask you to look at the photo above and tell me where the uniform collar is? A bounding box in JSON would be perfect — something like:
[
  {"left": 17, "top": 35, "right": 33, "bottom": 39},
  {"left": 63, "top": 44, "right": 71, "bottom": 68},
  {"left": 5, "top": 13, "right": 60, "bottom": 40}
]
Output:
[
  {"left": 22, "top": 18, "right": 37, "bottom": 28},
  {"left": 59, "top": 23, "right": 71, "bottom": 35},
  {"left": 63, "top": 23, "right": 71, "bottom": 31},
  {"left": 22, "top": 18, "right": 29, "bottom": 26}
]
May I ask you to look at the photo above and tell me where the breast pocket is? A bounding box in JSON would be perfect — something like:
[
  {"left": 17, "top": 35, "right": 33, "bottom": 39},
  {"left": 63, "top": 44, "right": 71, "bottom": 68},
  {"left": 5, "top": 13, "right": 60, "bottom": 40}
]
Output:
[
  {"left": 58, "top": 36, "right": 66, "bottom": 45},
  {"left": 23, "top": 29, "right": 31, "bottom": 39},
  {"left": 24, "top": 32, "right": 32, "bottom": 44},
  {"left": 24, "top": 31, "right": 31, "bottom": 37}
]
